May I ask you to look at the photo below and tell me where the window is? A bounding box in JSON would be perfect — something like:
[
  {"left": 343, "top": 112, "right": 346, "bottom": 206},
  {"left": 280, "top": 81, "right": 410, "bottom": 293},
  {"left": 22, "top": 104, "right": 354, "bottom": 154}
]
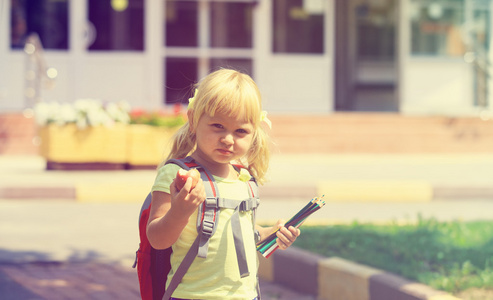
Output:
[
  {"left": 471, "top": 4, "right": 491, "bottom": 53},
  {"left": 410, "top": 0, "right": 465, "bottom": 56},
  {"left": 165, "top": 57, "right": 253, "bottom": 105},
  {"left": 210, "top": 2, "right": 253, "bottom": 48},
  {"left": 166, "top": 1, "right": 198, "bottom": 47},
  {"left": 88, "top": 0, "right": 145, "bottom": 51},
  {"left": 165, "top": 58, "right": 198, "bottom": 104},
  {"left": 272, "top": 0, "right": 325, "bottom": 54},
  {"left": 10, "top": 0, "right": 69, "bottom": 50},
  {"left": 210, "top": 58, "right": 253, "bottom": 76},
  {"left": 355, "top": 0, "right": 396, "bottom": 61},
  {"left": 164, "top": 1, "right": 255, "bottom": 105}
]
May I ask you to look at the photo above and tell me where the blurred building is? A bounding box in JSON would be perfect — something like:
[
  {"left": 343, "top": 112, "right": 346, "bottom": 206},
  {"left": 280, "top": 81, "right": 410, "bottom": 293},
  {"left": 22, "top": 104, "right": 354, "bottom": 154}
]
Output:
[{"left": 0, "top": 0, "right": 492, "bottom": 116}]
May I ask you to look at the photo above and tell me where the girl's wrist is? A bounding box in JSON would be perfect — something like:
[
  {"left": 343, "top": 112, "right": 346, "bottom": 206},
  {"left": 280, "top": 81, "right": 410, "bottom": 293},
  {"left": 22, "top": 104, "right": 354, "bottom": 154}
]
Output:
[
  {"left": 256, "top": 225, "right": 274, "bottom": 242},
  {"left": 166, "top": 206, "right": 191, "bottom": 227}
]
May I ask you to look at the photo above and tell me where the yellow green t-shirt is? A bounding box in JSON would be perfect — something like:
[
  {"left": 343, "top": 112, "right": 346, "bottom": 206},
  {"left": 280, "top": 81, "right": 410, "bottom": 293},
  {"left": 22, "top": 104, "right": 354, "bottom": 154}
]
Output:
[{"left": 152, "top": 163, "right": 258, "bottom": 300}]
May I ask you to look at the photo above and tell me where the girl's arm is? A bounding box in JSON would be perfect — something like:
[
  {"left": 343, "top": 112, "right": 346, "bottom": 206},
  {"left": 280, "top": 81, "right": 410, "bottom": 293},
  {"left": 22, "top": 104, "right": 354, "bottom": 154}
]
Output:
[
  {"left": 146, "top": 177, "right": 206, "bottom": 250},
  {"left": 255, "top": 220, "right": 300, "bottom": 250}
]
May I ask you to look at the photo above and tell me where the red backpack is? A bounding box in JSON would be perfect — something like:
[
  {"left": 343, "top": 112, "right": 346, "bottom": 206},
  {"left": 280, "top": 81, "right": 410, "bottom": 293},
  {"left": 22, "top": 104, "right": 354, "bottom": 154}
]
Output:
[{"left": 133, "top": 157, "right": 260, "bottom": 300}]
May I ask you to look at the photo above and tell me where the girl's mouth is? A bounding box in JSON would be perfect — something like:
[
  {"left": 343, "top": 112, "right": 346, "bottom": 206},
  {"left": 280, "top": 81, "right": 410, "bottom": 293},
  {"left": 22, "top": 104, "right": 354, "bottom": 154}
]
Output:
[{"left": 217, "top": 149, "right": 233, "bottom": 156}]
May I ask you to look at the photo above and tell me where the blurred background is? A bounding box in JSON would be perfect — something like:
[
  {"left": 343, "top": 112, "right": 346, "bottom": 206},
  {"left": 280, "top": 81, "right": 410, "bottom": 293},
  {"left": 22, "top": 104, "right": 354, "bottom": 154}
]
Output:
[
  {"left": 2, "top": 0, "right": 493, "bottom": 155},
  {"left": 2, "top": 1, "right": 493, "bottom": 299}
]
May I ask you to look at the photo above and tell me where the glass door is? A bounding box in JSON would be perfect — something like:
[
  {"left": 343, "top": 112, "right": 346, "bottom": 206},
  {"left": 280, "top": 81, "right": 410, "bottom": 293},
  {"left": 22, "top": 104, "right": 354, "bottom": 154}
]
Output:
[
  {"left": 467, "top": 0, "right": 491, "bottom": 108},
  {"left": 335, "top": 0, "right": 398, "bottom": 112},
  {"left": 164, "top": 0, "right": 256, "bottom": 105},
  {"left": 8, "top": 0, "right": 151, "bottom": 108},
  {"left": 73, "top": 0, "right": 148, "bottom": 104}
]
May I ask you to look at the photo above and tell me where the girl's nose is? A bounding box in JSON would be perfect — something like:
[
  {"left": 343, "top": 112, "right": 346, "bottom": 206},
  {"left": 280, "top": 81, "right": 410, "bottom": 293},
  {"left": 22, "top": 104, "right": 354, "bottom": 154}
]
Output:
[{"left": 221, "top": 134, "right": 234, "bottom": 145}]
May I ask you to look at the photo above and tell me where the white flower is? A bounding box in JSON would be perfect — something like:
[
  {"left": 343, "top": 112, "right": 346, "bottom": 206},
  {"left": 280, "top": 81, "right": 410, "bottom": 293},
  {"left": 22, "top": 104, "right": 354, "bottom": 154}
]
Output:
[
  {"left": 118, "top": 101, "right": 132, "bottom": 113},
  {"left": 34, "top": 102, "right": 51, "bottom": 126},
  {"left": 106, "top": 102, "right": 130, "bottom": 124},
  {"left": 93, "top": 107, "right": 113, "bottom": 127},
  {"left": 74, "top": 98, "right": 102, "bottom": 112},
  {"left": 76, "top": 117, "right": 88, "bottom": 129},
  {"left": 34, "top": 98, "right": 131, "bottom": 129},
  {"left": 59, "top": 103, "right": 76, "bottom": 124},
  {"left": 34, "top": 101, "right": 61, "bottom": 126}
]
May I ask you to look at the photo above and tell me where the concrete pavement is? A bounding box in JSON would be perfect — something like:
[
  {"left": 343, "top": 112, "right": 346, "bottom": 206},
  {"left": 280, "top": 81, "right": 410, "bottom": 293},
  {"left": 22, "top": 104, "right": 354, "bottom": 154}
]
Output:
[
  {"left": 2, "top": 153, "right": 493, "bottom": 202},
  {"left": 0, "top": 154, "right": 493, "bottom": 202},
  {"left": 0, "top": 199, "right": 316, "bottom": 299},
  {"left": 1, "top": 153, "right": 493, "bottom": 262},
  {"left": 0, "top": 260, "right": 314, "bottom": 300},
  {"left": 1, "top": 153, "right": 493, "bottom": 224},
  {"left": 1, "top": 153, "right": 492, "bottom": 299}
]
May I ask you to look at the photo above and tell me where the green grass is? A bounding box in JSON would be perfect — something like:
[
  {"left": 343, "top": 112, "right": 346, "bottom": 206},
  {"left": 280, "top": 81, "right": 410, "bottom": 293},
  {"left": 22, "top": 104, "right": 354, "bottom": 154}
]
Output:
[{"left": 294, "top": 216, "right": 493, "bottom": 294}]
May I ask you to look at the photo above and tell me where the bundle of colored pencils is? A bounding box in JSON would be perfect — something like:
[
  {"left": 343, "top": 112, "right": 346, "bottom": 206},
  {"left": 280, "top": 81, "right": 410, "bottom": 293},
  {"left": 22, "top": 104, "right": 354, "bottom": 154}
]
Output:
[{"left": 256, "top": 196, "right": 326, "bottom": 258}]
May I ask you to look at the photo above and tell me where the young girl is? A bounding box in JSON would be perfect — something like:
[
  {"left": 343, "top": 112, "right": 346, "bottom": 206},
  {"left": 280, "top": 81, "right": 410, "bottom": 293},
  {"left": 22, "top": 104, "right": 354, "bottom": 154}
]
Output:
[{"left": 146, "top": 69, "right": 300, "bottom": 300}]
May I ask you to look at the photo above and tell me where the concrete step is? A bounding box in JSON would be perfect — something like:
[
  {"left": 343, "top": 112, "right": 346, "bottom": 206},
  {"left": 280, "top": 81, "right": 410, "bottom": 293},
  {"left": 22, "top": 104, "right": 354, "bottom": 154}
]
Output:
[
  {"left": 2, "top": 112, "right": 493, "bottom": 155},
  {"left": 268, "top": 113, "right": 493, "bottom": 153},
  {"left": 0, "top": 113, "right": 38, "bottom": 155}
]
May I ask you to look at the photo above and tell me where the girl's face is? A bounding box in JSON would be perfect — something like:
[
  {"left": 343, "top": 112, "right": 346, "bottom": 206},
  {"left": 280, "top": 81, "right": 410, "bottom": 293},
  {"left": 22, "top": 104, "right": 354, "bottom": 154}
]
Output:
[{"left": 193, "top": 111, "right": 254, "bottom": 167}]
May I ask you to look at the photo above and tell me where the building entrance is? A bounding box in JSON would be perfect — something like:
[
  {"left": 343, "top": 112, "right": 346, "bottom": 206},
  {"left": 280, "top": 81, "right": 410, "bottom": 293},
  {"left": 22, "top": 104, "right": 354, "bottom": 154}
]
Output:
[{"left": 335, "top": 0, "right": 399, "bottom": 112}]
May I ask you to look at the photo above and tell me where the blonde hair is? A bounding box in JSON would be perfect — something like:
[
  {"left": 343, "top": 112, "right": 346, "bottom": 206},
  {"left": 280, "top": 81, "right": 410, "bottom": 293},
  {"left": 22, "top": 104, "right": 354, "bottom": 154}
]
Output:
[{"left": 165, "top": 69, "right": 270, "bottom": 184}]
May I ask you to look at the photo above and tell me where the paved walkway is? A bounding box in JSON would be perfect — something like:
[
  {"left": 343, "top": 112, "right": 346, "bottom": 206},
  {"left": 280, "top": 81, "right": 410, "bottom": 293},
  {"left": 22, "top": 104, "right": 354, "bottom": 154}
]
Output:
[
  {"left": 0, "top": 262, "right": 314, "bottom": 300},
  {"left": 1, "top": 153, "right": 492, "bottom": 299},
  {"left": 1, "top": 153, "right": 492, "bottom": 224},
  {"left": 2, "top": 154, "right": 493, "bottom": 202}
]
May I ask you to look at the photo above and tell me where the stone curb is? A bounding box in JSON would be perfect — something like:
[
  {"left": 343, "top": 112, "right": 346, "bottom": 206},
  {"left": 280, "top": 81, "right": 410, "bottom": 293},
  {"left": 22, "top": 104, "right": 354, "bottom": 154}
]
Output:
[
  {"left": 0, "top": 186, "right": 75, "bottom": 200},
  {"left": 1, "top": 183, "right": 493, "bottom": 202},
  {"left": 258, "top": 247, "right": 461, "bottom": 300}
]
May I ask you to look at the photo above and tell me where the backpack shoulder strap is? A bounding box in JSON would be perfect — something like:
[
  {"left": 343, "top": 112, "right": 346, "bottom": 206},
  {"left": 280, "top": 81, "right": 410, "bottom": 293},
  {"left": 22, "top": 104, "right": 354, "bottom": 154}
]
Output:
[
  {"left": 161, "top": 156, "right": 220, "bottom": 300},
  {"left": 163, "top": 158, "right": 261, "bottom": 300},
  {"left": 165, "top": 156, "right": 221, "bottom": 256},
  {"left": 166, "top": 156, "right": 197, "bottom": 170}
]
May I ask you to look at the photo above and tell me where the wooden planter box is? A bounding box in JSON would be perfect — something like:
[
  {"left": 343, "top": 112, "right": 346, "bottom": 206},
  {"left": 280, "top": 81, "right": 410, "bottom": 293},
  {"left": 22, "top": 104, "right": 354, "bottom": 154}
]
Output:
[
  {"left": 39, "top": 124, "right": 128, "bottom": 170},
  {"left": 126, "top": 124, "right": 178, "bottom": 169}
]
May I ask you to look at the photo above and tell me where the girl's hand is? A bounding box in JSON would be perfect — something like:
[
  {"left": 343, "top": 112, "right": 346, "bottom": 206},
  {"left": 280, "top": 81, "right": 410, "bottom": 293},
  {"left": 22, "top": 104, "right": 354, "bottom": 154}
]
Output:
[
  {"left": 274, "top": 219, "right": 301, "bottom": 250},
  {"left": 169, "top": 176, "right": 206, "bottom": 218}
]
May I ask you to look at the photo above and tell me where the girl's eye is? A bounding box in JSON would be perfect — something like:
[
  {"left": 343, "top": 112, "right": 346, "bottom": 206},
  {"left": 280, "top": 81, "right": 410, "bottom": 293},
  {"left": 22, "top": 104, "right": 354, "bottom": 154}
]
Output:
[
  {"left": 236, "top": 128, "right": 249, "bottom": 135},
  {"left": 212, "top": 123, "right": 223, "bottom": 129}
]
